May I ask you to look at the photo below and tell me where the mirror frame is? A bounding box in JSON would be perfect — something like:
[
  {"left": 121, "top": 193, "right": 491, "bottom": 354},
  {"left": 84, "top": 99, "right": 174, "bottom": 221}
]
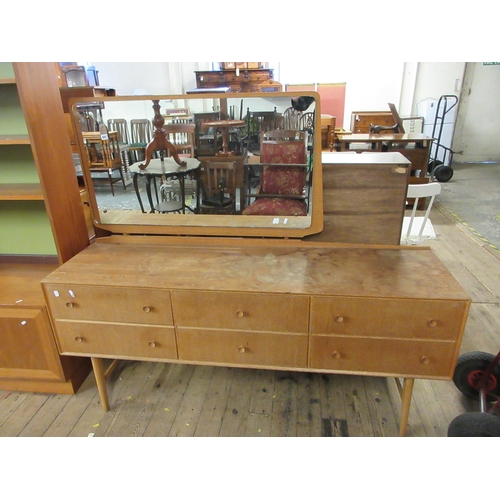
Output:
[{"left": 71, "top": 91, "right": 324, "bottom": 239}]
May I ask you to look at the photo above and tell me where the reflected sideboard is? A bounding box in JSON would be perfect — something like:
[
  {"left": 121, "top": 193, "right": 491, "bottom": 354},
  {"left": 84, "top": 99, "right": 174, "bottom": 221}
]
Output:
[{"left": 41, "top": 236, "right": 470, "bottom": 436}]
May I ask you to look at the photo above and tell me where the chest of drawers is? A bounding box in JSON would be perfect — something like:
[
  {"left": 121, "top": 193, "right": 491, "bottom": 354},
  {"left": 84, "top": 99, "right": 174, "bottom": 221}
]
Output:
[
  {"left": 194, "top": 69, "right": 274, "bottom": 93},
  {"left": 41, "top": 236, "right": 470, "bottom": 435}
]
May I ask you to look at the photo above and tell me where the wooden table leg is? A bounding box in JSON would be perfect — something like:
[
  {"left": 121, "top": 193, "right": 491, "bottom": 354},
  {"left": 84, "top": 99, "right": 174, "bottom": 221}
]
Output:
[
  {"left": 91, "top": 357, "right": 110, "bottom": 412},
  {"left": 399, "top": 378, "right": 415, "bottom": 436}
]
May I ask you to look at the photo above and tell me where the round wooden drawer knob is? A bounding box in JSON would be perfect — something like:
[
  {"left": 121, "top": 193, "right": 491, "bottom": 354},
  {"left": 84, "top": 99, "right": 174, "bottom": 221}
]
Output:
[
  {"left": 235, "top": 310, "right": 244, "bottom": 318},
  {"left": 331, "top": 351, "right": 341, "bottom": 359},
  {"left": 427, "top": 319, "right": 438, "bottom": 327},
  {"left": 65, "top": 302, "right": 75, "bottom": 308},
  {"left": 143, "top": 306, "right": 152, "bottom": 313},
  {"left": 74, "top": 336, "right": 83, "bottom": 343},
  {"left": 334, "top": 315, "right": 344, "bottom": 323},
  {"left": 420, "top": 356, "right": 430, "bottom": 365},
  {"left": 148, "top": 341, "right": 157, "bottom": 348},
  {"left": 238, "top": 346, "right": 246, "bottom": 353}
]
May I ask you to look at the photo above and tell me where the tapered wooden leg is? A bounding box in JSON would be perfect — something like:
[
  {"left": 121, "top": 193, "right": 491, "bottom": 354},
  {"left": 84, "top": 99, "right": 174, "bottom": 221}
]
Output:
[
  {"left": 91, "top": 357, "right": 110, "bottom": 412},
  {"left": 399, "top": 378, "right": 415, "bottom": 437}
]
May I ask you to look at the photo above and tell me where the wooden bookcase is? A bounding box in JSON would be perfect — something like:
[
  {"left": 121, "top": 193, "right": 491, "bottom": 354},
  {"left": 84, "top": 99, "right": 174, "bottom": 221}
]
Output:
[{"left": 0, "top": 62, "right": 91, "bottom": 393}]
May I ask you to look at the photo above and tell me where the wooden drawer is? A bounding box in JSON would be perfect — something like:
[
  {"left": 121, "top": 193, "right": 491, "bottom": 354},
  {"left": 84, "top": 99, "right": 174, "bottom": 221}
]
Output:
[
  {"left": 54, "top": 320, "right": 177, "bottom": 359},
  {"left": 43, "top": 285, "right": 173, "bottom": 325},
  {"left": 172, "top": 291, "right": 309, "bottom": 333},
  {"left": 178, "top": 328, "right": 307, "bottom": 368},
  {"left": 310, "top": 297, "right": 467, "bottom": 341},
  {"left": 309, "top": 336, "right": 456, "bottom": 378}
]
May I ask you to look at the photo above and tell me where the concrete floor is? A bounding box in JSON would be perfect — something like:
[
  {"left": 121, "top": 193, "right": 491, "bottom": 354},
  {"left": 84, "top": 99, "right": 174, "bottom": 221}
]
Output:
[{"left": 435, "top": 162, "right": 500, "bottom": 252}]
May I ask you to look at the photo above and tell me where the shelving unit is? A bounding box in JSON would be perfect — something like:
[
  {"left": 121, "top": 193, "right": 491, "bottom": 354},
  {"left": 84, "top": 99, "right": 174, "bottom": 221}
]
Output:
[
  {"left": 0, "top": 63, "right": 56, "bottom": 256},
  {"left": 0, "top": 62, "right": 92, "bottom": 394}
]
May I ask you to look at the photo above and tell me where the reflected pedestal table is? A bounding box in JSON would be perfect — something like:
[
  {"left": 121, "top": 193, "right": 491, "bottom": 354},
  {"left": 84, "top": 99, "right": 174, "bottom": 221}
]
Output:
[{"left": 130, "top": 157, "right": 201, "bottom": 213}]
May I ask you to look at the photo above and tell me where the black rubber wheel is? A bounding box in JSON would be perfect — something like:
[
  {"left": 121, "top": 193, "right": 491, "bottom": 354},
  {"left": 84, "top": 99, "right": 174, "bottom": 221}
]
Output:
[
  {"left": 433, "top": 164, "right": 454, "bottom": 182},
  {"left": 453, "top": 351, "right": 500, "bottom": 399},
  {"left": 448, "top": 411, "right": 500, "bottom": 437},
  {"left": 427, "top": 159, "right": 443, "bottom": 174}
]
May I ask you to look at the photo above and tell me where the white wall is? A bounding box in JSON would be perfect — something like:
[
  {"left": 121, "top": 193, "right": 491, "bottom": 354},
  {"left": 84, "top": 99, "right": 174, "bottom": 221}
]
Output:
[{"left": 453, "top": 62, "right": 500, "bottom": 162}]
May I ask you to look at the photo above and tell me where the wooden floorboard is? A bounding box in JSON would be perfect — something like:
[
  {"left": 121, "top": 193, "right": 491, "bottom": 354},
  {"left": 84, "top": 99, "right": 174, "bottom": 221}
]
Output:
[{"left": 1, "top": 203, "right": 499, "bottom": 437}]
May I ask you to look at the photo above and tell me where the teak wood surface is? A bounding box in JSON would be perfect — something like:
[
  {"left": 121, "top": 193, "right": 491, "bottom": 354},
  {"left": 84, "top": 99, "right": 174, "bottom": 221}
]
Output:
[{"left": 40, "top": 236, "right": 470, "bottom": 436}]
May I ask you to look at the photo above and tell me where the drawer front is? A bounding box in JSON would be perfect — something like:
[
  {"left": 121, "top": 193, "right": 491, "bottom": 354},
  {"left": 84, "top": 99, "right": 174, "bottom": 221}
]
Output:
[
  {"left": 310, "top": 297, "right": 467, "bottom": 341},
  {"left": 54, "top": 320, "right": 177, "bottom": 359},
  {"left": 172, "top": 291, "right": 309, "bottom": 333},
  {"left": 309, "top": 336, "right": 456, "bottom": 378},
  {"left": 178, "top": 328, "right": 307, "bottom": 368},
  {"left": 44, "top": 285, "right": 173, "bottom": 325}
]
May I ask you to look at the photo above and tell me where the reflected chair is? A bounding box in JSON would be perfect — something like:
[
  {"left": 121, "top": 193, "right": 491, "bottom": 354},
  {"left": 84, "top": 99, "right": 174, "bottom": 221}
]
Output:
[
  {"left": 401, "top": 182, "right": 441, "bottom": 245},
  {"left": 299, "top": 112, "right": 315, "bottom": 133},
  {"left": 163, "top": 123, "right": 196, "bottom": 158},
  {"left": 107, "top": 118, "right": 132, "bottom": 181},
  {"left": 199, "top": 161, "right": 237, "bottom": 214},
  {"left": 242, "top": 130, "right": 309, "bottom": 216},
  {"left": 282, "top": 106, "right": 302, "bottom": 130},
  {"left": 129, "top": 119, "right": 152, "bottom": 162},
  {"left": 243, "top": 108, "right": 279, "bottom": 153},
  {"left": 161, "top": 123, "right": 197, "bottom": 204},
  {"left": 82, "top": 124, "right": 126, "bottom": 196},
  {"left": 193, "top": 111, "right": 222, "bottom": 156}
]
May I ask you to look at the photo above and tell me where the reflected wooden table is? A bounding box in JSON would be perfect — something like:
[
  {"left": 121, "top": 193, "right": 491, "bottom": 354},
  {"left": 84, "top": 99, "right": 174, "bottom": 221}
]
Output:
[
  {"left": 130, "top": 157, "right": 201, "bottom": 213},
  {"left": 202, "top": 119, "right": 246, "bottom": 156}
]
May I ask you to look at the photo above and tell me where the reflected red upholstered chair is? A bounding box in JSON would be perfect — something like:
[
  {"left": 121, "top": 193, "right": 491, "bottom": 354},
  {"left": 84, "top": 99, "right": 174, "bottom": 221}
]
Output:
[{"left": 242, "top": 131, "right": 308, "bottom": 216}]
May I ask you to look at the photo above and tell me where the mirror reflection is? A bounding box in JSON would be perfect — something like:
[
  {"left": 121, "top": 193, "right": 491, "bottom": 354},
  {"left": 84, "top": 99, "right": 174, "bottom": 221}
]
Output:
[{"left": 72, "top": 92, "right": 321, "bottom": 237}]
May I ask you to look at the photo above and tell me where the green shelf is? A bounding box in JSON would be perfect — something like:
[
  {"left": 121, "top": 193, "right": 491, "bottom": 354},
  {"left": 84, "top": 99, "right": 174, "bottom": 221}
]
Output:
[
  {"left": 0, "top": 144, "right": 39, "bottom": 183},
  {"left": 0, "top": 62, "right": 15, "bottom": 80},
  {"left": 0, "top": 84, "right": 28, "bottom": 135},
  {"left": 0, "top": 201, "right": 57, "bottom": 255}
]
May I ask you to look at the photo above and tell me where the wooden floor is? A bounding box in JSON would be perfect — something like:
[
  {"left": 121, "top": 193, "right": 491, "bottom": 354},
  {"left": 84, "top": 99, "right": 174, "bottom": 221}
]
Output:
[{"left": 1, "top": 206, "right": 499, "bottom": 437}]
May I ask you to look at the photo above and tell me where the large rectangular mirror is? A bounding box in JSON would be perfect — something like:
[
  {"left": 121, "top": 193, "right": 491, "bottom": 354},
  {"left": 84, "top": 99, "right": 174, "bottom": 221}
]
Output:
[{"left": 71, "top": 91, "right": 323, "bottom": 238}]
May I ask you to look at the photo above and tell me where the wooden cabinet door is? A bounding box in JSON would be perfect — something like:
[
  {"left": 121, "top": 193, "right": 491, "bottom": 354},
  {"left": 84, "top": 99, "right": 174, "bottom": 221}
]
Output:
[{"left": 0, "top": 307, "right": 65, "bottom": 381}]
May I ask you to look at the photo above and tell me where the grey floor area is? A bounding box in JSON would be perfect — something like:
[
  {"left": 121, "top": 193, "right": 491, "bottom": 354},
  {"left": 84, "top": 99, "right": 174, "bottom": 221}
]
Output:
[{"left": 436, "top": 162, "right": 500, "bottom": 252}]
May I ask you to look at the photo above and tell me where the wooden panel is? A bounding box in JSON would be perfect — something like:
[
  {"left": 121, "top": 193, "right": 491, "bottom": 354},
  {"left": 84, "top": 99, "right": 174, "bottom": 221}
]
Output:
[
  {"left": 310, "top": 297, "right": 468, "bottom": 341},
  {"left": 41, "top": 238, "right": 470, "bottom": 302},
  {"left": 44, "top": 285, "right": 173, "bottom": 325},
  {"left": 309, "top": 336, "right": 456, "bottom": 378},
  {"left": 306, "top": 156, "right": 409, "bottom": 244},
  {"left": 178, "top": 328, "right": 308, "bottom": 368},
  {"left": 54, "top": 321, "right": 177, "bottom": 359},
  {"left": 14, "top": 63, "right": 89, "bottom": 264},
  {"left": 0, "top": 308, "right": 65, "bottom": 380},
  {"left": 172, "top": 290, "right": 309, "bottom": 333}
]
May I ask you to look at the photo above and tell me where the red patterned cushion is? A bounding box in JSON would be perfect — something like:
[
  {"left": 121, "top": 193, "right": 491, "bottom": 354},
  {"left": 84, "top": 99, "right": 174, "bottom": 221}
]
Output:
[
  {"left": 242, "top": 198, "right": 307, "bottom": 216},
  {"left": 260, "top": 165, "right": 306, "bottom": 195},
  {"left": 261, "top": 142, "right": 307, "bottom": 165},
  {"left": 260, "top": 141, "right": 307, "bottom": 195}
]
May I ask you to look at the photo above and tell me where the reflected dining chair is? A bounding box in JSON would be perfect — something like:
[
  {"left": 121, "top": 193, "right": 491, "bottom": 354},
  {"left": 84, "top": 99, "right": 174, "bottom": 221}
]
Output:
[
  {"left": 199, "top": 161, "right": 237, "bottom": 214},
  {"left": 82, "top": 124, "right": 126, "bottom": 196},
  {"left": 129, "top": 119, "right": 152, "bottom": 162},
  {"left": 163, "top": 123, "right": 196, "bottom": 158},
  {"left": 242, "top": 130, "right": 309, "bottom": 217},
  {"left": 107, "top": 118, "right": 132, "bottom": 181}
]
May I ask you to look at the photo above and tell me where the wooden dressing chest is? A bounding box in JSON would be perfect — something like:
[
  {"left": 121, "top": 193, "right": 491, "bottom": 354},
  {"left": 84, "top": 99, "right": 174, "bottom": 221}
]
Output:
[{"left": 41, "top": 236, "right": 470, "bottom": 436}]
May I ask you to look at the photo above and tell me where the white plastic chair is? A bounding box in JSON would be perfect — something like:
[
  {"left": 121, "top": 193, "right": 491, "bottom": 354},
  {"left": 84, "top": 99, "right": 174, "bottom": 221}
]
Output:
[{"left": 401, "top": 182, "right": 441, "bottom": 245}]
